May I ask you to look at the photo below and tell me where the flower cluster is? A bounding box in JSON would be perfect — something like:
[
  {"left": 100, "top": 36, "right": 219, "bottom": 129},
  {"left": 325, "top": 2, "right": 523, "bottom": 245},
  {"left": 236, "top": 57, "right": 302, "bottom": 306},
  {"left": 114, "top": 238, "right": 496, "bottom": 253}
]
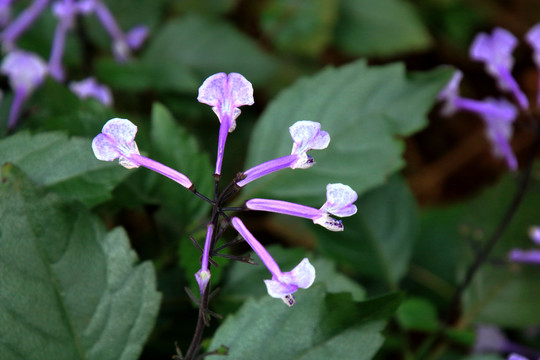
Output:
[
  {"left": 508, "top": 226, "right": 540, "bottom": 265},
  {"left": 92, "top": 72, "right": 358, "bottom": 306},
  {"left": 0, "top": 0, "right": 148, "bottom": 130},
  {"left": 438, "top": 25, "right": 540, "bottom": 171}
]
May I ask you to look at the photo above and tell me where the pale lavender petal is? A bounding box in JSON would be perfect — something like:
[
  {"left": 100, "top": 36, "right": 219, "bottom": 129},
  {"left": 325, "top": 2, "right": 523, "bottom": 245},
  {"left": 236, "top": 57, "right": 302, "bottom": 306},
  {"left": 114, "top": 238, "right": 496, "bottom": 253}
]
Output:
[
  {"left": 231, "top": 217, "right": 282, "bottom": 278},
  {"left": 236, "top": 154, "right": 298, "bottom": 187},
  {"left": 289, "top": 121, "right": 330, "bottom": 169},
  {"left": 438, "top": 70, "right": 463, "bottom": 116},
  {"left": 509, "top": 249, "right": 540, "bottom": 265},
  {"left": 508, "top": 354, "right": 529, "bottom": 360},
  {"left": 125, "top": 25, "right": 148, "bottom": 50},
  {"left": 474, "top": 324, "right": 508, "bottom": 353},
  {"left": 246, "top": 198, "right": 321, "bottom": 219},
  {"left": 312, "top": 214, "right": 343, "bottom": 232},
  {"left": 526, "top": 23, "right": 540, "bottom": 66},
  {"left": 320, "top": 183, "right": 358, "bottom": 217},
  {"left": 102, "top": 117, "right": 137, "bottom": 143},
  {"left": 529, "top": 226, "right": 540, "bottom": 245},
  {"left": 1, "top": 50, "right": 48, "bottom": 93},
  {"left": 70, "top": 77, "right": 113, "bottom": 106},
  {"left": 195, "top": 224, "right": 214, "bottom": 294},
  {"left": 264, "top": 258, "right": 315, "bottom": 306},
  {"left": 92, "top": 118, "right": 140, "bottom": 167}
]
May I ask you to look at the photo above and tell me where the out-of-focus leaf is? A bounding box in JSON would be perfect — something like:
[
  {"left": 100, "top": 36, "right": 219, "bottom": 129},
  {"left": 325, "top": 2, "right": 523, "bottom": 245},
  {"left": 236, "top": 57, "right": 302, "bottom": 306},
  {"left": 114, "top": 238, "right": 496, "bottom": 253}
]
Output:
[
  {"left": 240, "top": 60, "right": 452, "bottom": 205},
  {"left": 148, "top": 103, "right": 213, "bottom": 225},
  {"left": 334, "top": 0, "right": 432, "bottom": 57},
  {"left": 461, "top": 172, "right": 540, "bottom": 327},
  {"left": 260, "top": 0, "right": 339, "bottom": 57},
  {"left": 220, "top": 245, "right": 365, "bottom": 305},
  {"left": 316, "top": 175, "right": 417, "bottom": 289},
  {"left": 0, "top": 164, "right": 161, "bottom": 360},
  {"left": 396, "top": 297, "right": 439, "bottom": 332},
  {"left": 171, "top": 0, "right": 240, "bottom": 15},
  {"left": 0, "top": 131, "right": 128, "bottom": 206},
  {"left": 142, "top": 14, "right": 279, "bottom": 87},
  {"left": 208, "top": 285, "right": 401, "bottom": 360}
]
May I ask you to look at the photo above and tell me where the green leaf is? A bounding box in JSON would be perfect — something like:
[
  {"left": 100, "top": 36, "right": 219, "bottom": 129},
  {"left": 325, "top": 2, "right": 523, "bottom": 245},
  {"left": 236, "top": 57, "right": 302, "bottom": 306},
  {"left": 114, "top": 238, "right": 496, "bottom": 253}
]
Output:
[
  {"left": 240, "top": 60, "right": 452, "bottom": 205},
  {"left": 396, "top": 297, "right": 439, "bottom": 332},
  {"left": 461, "top": 171, "right": 540, "bottom": 327},
  {"left": 316, "top": 175, "right": 417, "bottom": 289},
  {"left": 208, "top": 285, "right": 401, "bottom": 360},
  {"left": 0, "top": 164, "right": 161, "bottom": 360},
  {"left": 334, "top": 0, "right": 432, "bottom": 57},
  {"left": 142, "top": 14, "right": 279, "bottom": 87},
  {"left": 220, "top": 246, "right": 365, "bottom": 305},
  {"left": 148, "top": 103, "right": 213, "bottom": 225},
  {"left": 0, "top": 131, "right": 128, "bottom": 207},
  {"left": 260, "top": 0, "right": 339, "bottom": 57}
]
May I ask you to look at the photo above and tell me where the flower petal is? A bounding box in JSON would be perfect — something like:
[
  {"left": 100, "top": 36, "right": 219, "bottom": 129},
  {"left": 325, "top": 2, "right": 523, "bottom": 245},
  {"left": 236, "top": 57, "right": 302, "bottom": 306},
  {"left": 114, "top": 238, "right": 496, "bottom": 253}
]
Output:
[{"left": 321, "top": 183, "right": 358, "bottom": 217}]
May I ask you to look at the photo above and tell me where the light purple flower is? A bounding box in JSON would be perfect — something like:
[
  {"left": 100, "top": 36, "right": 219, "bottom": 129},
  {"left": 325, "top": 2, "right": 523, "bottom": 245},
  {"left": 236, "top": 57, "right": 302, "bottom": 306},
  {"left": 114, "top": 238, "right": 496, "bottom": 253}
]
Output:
[
  {"left": 231, "top": 217, "right": 315, "bottom": 306},
  {"left": 236, "top": 120, "right": 330, "bottom": 187},
  {"left": 0, "top": 0, "right": 16, "bottom": 28},
  {"left": 198, "top": 72, "right": 254, "bottom": 175},
  {"left": 1, "top": 0, "right": 49, "bottom": 50},
  {"left": 529, "top": 226, "right": 540, "bottom": 245},
  {"left": 48, "top": 0, "right": 79, "bottom": 81},
  {"left": 470, "top": 27, "right": 529, "bottom": 109},
  {"left": 246, "top": 183, "right": 357, "bottom": 231},
  {"left": 92, "top": 118, "right": 193, "bottom": 189},
  {"left": 508, "top": 355, "right": 529, "bottom": 360},
  {"left": 438, "top": 70, "right": 463, "bottom": 116},
  {"left": 70, "top": 77, "right": 113, "bottom": 106},
  {"left": 195, "top": 224, "right": 214, "bottom": 294},
  {"left": 508, "top": 249, "right": 540, "bottom": 265},
  {"left": 125, "top": 25, "right": 148, "bottom": 50},
  {"left": 1, "top": 50, "right": 48, "bottom": 129}
]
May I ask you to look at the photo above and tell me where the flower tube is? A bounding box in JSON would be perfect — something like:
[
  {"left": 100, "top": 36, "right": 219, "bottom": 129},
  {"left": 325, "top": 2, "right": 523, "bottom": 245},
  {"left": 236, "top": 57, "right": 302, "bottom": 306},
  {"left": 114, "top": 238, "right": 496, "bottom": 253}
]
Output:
[{"left": 195, "top": 224, "right": 214, "bottom": 294}]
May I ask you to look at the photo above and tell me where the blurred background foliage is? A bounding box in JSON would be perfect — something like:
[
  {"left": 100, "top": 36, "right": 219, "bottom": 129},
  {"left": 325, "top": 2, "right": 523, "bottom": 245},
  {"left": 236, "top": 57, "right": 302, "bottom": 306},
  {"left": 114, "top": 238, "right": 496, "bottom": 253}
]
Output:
[{"left": 2, "top": 0, "right": 540, "bottom": 359}]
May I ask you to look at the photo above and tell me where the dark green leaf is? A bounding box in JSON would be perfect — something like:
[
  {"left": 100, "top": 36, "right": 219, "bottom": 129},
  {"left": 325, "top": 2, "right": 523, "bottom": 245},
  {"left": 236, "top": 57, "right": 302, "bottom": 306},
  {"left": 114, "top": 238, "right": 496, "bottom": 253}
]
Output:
[
  {"left": 260, "top": 0, "right": 339, "bottom": 57},
  {"left": 334, "top": 0, "right": 432, "bottom": 57},
  {"left": 240, "top": 60, "right": 452, "bottom": 205},
  {"left": 208, "top": 285, "right": 401, "bottom": 360},
  {"left": 316, "top": 175, "right": 417, "bottom": 289},
  {"left": 0, "top": 164, "right": 161, "bottom": 360},
  {"left": 396, "top": 297, "right": 439, "bottom": 332},
  {"left": 0, "top": 131, "right": 128, "bottom": 206}
]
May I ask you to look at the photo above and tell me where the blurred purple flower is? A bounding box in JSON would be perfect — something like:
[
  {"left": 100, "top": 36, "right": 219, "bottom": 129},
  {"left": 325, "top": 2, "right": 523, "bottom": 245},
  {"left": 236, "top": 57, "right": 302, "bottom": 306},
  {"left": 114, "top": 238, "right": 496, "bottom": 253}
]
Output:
[
  {"left": 1, "top": 0, "right": 49, "bottom": 50},
  {"left": 508, "top": 225, "right": 540, "bottom": 265},
  {"left": 529, "top": 226, "right": 540, "bottom": 245},
  {"left": 1, "top": 50, "right": 48, "bottom": 129},
  {"left": 470, "top": 27, "right": 529, "bottom": 109},
  {"left": 437, "top": 70, "right": 463, "bottom": 116},
  {"left": 231, "top": 217, "right": 315, "bottom": 306},
  {"left": 92, "top": 118, "right": 193, "bottom": 188},
  {"left": 198, "top": 72, "right": 254, "bottom": 175},
  {"left": 195, "top": 224, "right": 214, "bottom": 294},
  {"left": 508, "top": 355, "right": 529, "bottom": 360},
  {"left": 236, "top": 120, "right": 330, "bottom": 187},
  {"left": 246, "top": 183, "right": 357, "bottom": 231},
  {"left": 69, "top": 77, "right": 112, "bottom": 106},
  {"left": 0, "top": 0, "right": 16, "bottom": 28}
]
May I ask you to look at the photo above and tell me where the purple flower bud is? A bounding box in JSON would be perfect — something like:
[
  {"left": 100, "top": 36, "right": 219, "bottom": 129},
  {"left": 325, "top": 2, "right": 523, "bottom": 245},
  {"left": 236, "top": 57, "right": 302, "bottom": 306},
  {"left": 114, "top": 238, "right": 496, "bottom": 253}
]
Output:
[
  {"left": 70, "top": 77, "right": 113, "bottom": 106},
  {"left": 470, "top": 27, "right": 529, "bottom": 109},
  {"left": 1, "top": 0, "right": 49, "bottom": 50},
  {"left": 198, "top": 72, "right": 254, "bottom": 175},
  {"left": 437, "top": 70, "right": 463, "bottom": 116},
  {"left": 529, "top": 226, "right": 540, "bottom": 245},
  {"left": 246, "top": 183, "right": 357, "bottom": 232},
  {"left": 508, "top": 249, "right": 540, "bottom": 265},
  {"left": 195, "top": 224, "right": 214, "bottom": 294},
  {"left": 125, "top": 25, "right": 148, "bottom": 50},
  {"left": 231, "top": 217, "right": 315, "bottom": 306},
  {"left": 1, "top": 50, "right": 48, "bottom": 129},
  {"left": 92, "top": 118, "right": 193, "bottom": 188},
  {"left": 236, "top": 121, "right": 329, "bottom": 187}
]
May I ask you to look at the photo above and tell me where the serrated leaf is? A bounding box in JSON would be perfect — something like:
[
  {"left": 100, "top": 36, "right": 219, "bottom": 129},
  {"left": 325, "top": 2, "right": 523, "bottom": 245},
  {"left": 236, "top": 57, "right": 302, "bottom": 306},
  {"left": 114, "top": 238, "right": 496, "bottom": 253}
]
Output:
[
  {"left": 460, "top": 171, "right": 540, "bottom": 327},
  {"left": 334, "top": 0, "right": 432, "bottom": 57},
  {"left": 260, "top": 0, "right": 339, "bottom": 57},
  {"left": 0, "top": 164, "right": 161, "bottom": 360},
  {"left": 208, "top": 285, "right": 401, "bottom": 360},
  {"left": 142, "top": 14, "right": 279, "bottom": 87},
  {"left": 316, "top": 175, "right": 417, "bottom": 288},
  {"left": 240, "top": 60, "right": 451, "bottom": 205},
  {"left": 148, "top": 103, "right": 213, "bottom": 225},
  {"left": 0, "top": 131, "right": 128, "bottom": 206}
]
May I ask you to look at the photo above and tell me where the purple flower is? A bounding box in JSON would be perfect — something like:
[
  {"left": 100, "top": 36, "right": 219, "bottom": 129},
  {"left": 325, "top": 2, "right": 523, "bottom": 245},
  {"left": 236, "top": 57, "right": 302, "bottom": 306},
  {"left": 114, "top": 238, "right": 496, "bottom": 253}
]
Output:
[
  {"left": 48, "top": 0, "right": 80, "bottom": 81},
  {"left": 438, "top": 70, "right": 463, "bottom": 116},
  {"left": 198, "top": 72, "right": 254, "bottom": 175},
  {"left": 1, "top": 0, "right": 49, "bottom": 50},
  {"left": 529, "top": 226, "right": 540, "bottom": 245},
  {"left": 1, "top": 50, "right": 48, "bottom": 129},
  {"left": 470, "top": 27, "right": 529, "bottom": 109},
  {"left": 92, "top": 118, "right": 193, "bottom": 189},
  {"left": 508, "top": 355, "right": 529, "bottom": 360},
  {"left": 195, "top": 224, "right": 214, "bottom": 294},
  {"left": 0, "top": 0, "right": 16, "bottom": 28},
  {"left": 236, "top": 120, "right": 330, "bottom": 187},
  {"left": 231, "top": 217, "right": 315, "bottom": 306},
  {"left": 125, "top": 25, "right": 148, "bottom": 50},
  {"left": 508, "top": 226, "right": 540, "bottom": 265},
  {"left": 246, "top": 183, "right": 357, "bottom": 231},
  {"left": 69, "top": 77, "right": 113, "bottom": 106}
]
